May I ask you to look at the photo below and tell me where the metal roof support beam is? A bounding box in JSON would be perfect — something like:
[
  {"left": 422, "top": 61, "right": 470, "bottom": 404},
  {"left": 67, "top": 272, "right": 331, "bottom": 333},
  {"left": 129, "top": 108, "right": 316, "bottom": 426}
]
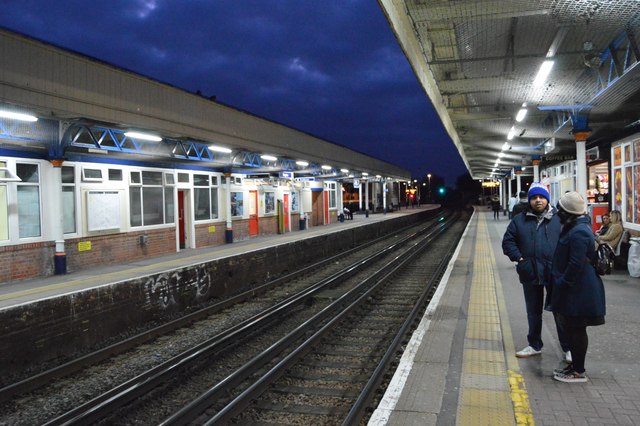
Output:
[
  {"left": 594, "top": 28, "right": 640, "bottom": 97},
  {"left": 503, "top": 18, "right": 517, "bottom": 73}
]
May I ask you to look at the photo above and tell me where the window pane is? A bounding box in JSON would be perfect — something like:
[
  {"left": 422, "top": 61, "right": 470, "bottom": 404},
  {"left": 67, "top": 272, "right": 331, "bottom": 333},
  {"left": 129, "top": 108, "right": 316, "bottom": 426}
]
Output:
[
  {"left": 82, "top": 168, "right": 102, "bottom": 180},
  {"left": 142, "top": 187, "right": 164, "bottom": 225},
  {"left": 17, "top": 164, "right": 39, "bottom": 183},
  {"left": 130, "top": 171, "right": 141, "bottom": 184},
  {"left": 142, "top": 171, "right": 162, "bottom": 185},
  {"left": 194, "top": 174, "right": 209, "bottom": 187},
  {"left": 0, "top": 185, "right": 7, "bottom": 240},
  {"left": 130, "top": 186, "right": 142, "bottom": 226},
  {"left": 194, "top": 188, "right": 211, "bottom": 220},
  {"left": 61, "top": 166, "right": 75, "bottom": 183},
  {"left": 265, "top": 192, "right": 275, "bottom": 214},
  {"left": 18, "top": 186, "right": 41, "bottom": 237},
  {"left": 62, "top": 186, "right": 76, "bottom": 233},
  {"left": 210, "top": 176, "right": 218, "bottom": 186},
  {"left": 210, "top": 188, "right": 218, "bottom": 219},
  {"left": 164, "top": 187, "right": 175, "bottom": 223},
  {"left": 178, "top": 173, "right": 189, "bottom": 183},
  {"left": 109, "top": 169, "right": 123, "bottom": 181},
  {"left": 231, "top": 192, "right": 243, "bottom": 216}
]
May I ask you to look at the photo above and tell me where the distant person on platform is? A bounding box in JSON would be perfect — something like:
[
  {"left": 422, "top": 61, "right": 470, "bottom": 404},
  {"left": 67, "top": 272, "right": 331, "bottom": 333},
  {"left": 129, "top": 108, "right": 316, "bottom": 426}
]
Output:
[
  {"left": 491, "top": 197, "right": 501, "bottom": 220},
  {"left": 508, "top": 193, "right": 518, "bottom": 219},
  {"left": 502, "top": 182, "right": 570, "bottom": 362},
  {"left": 343, "top": 206, "right": 353, "bottom": 220},
  {"left": 511, "top": 190, "right": 528, "bottom": 218},
  {"left": 597, "top": 210, "right": 623, "bottom": 252}
]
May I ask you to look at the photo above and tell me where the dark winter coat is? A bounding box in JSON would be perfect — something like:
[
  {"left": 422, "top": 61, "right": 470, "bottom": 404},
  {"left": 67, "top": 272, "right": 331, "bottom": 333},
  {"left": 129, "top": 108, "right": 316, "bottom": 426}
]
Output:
[
  {"left": 502, "top": 207, "right": 560, "bottom": 286},
  {"left": 549, "top": 216, "right": 606, "bottom": 318},
  {"left": 511, "top": 201, "right": 529, "bottom": 217}
]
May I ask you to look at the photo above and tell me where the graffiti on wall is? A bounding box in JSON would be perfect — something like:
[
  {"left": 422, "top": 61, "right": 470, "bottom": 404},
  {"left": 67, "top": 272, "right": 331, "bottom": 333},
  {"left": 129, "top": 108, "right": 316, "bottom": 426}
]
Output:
[{"left": 144, "top": 264, "right": 212, "bottom": 309}]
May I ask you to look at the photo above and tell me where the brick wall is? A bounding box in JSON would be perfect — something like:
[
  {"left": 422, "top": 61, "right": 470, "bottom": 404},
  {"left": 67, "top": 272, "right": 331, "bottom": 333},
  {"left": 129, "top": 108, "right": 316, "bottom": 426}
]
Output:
[
  {"left": 65, "top": 227, "right": 177, "bottom": 273},
  {"left": 194, "top": 223, "right": 227, "bottom": 247},
  {"left": 259, "top": 216, "right": 278, "bottom": 235},
  {"left": 0, "top": 242, "right": 54, "bottom": 282}
]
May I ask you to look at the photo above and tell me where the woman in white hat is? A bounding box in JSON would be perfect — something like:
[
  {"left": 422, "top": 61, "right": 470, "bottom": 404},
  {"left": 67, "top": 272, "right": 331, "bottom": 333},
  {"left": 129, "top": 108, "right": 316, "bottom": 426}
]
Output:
[{"left": 549, "top": 191, "right": 606, "bottom": 383}]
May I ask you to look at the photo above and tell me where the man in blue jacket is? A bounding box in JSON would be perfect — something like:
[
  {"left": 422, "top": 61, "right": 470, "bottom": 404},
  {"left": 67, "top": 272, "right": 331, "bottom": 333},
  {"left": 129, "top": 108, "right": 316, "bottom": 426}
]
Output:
[{"left": 502, "top": 182, "right": 570, "bottom": 361}]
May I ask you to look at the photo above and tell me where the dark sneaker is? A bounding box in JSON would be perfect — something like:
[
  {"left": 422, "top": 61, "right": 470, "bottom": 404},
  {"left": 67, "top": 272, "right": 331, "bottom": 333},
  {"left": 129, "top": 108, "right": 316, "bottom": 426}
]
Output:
[
  {"left": 553, "top": 364, "right": 573, "bottom": 375},
  {"left": 553, "top": 369, "right": 587, "bottom": 383}
]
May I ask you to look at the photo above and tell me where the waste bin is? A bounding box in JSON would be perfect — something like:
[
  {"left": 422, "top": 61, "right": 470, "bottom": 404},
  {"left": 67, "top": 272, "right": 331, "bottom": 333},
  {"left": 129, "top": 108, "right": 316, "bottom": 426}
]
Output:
[
  {"left": 628, "top": 238, "right": 640, "bottom": 277},
  {"left": 338, "top": 213, "right": 344, "bottom": 222},
  {"left": 299, "top": 217, "right": 306, "bottom": 230}
]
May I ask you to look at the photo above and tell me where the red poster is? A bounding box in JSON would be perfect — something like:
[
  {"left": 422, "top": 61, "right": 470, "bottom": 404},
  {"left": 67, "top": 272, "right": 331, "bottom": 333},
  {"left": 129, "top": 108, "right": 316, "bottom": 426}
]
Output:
[
  {"left": 635, "top": 165, "right": 640, "bottom": 224},
  {"left": 625, "top": 166, "right": 633, "bottom": 222}
]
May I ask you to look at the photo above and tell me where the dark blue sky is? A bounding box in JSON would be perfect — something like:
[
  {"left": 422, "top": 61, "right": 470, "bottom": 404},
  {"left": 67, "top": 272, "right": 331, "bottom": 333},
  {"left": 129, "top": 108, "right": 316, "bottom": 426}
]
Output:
[{"left": 1, "top": 0, "right": 468, "bottom": 184}]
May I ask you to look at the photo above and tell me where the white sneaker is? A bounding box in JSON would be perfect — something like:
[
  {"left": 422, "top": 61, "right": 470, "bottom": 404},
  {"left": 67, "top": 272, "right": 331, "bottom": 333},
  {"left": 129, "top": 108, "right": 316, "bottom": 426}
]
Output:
[
  {"left": 564, "top": 351, "right": 572, "bottom": 363},
  {"left": 516, "top": 346, "right": 542, "bottom": 358}
]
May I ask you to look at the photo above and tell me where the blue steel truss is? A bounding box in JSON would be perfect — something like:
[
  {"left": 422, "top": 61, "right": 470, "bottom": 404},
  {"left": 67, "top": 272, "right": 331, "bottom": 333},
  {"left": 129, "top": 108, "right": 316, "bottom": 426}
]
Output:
[
  {"left": 536, "top": 22, "right": 639, "bottom": 142},
  {"left": 61, "top": 123, "right": 303, "bottom": 172}
]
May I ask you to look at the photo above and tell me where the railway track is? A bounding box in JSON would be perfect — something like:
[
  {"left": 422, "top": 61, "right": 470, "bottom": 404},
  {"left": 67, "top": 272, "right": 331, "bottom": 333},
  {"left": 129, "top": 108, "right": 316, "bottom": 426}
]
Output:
[{"left": 0, "top": 209, "right": 468, "bottom": 425}]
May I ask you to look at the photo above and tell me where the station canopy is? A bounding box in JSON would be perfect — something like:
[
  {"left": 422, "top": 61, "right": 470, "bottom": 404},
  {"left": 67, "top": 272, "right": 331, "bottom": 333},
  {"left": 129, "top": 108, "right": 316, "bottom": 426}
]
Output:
[{"left": 379, "top": 0, "right": 640, "bottom": 179}]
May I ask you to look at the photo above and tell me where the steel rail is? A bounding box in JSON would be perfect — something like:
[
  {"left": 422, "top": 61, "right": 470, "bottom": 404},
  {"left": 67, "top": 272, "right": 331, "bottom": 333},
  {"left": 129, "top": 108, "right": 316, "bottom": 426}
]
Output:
[
  {"left": 342, "top": 213, "right": 463, "bottom": 425},
  {"left": 0, "top": 209, "right": 443, "bottom": 405},
  {"left": 43, "top": 212, "right": 449, "bottom": 425},
  {"left": 167, "top": 214, "right": 456, "bottom": 425}
]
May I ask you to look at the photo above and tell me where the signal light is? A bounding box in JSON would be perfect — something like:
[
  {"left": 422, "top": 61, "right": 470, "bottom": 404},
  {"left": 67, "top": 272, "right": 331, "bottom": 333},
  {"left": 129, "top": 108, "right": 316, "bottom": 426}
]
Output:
[{"left": 438, "top": 187, "right": 446, "bottom": 195}]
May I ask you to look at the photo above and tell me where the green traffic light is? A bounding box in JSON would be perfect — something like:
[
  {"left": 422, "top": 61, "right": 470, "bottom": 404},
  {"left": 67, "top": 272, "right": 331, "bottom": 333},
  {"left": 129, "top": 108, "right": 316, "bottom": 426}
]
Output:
[{"left": 438, "top": 187, "right": 445, "bottom": 194}]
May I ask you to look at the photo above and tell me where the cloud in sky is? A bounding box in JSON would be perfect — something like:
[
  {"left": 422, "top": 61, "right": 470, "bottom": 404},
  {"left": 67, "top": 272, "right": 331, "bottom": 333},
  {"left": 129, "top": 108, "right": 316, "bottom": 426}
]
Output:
[{"left": 0, "top": 0, "right": 468, "bottom": 184}]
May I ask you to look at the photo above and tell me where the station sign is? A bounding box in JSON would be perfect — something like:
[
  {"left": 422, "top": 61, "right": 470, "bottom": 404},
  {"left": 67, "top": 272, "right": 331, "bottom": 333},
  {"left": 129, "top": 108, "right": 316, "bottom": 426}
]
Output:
[
  {"left": 295, "top": 177, "right": 315, "bottom": 182},
  {"left": 353, "top": 178, "right": 360, "bottom": 188},
  {"left": 279, "top": 171, "right": 294, "bottom": 179}
]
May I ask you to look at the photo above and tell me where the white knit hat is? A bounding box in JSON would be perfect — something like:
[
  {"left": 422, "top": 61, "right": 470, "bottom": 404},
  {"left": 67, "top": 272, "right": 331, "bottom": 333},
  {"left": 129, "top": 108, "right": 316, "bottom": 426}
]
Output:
[{"left": 558, "top": 191, "right": 586, "bottom": 215}]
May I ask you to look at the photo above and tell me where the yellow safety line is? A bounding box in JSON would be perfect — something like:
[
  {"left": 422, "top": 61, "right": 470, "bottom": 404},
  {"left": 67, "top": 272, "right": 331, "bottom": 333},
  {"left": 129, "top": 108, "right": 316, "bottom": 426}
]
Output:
[
  {"left": 456, "top": 214, "right": 534, "bottom": 426},
  {"left": 491, "top": 221, "right": 535, "bottom": 426}
]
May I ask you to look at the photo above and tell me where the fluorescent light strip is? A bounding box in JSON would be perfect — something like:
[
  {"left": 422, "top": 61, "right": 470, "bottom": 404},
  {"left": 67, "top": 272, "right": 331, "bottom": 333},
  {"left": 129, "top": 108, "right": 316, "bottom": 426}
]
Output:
[
  {"left": 0, "top": 110, "right": 38, "bottom": 122},
  {"left": 124, "top": 131, "right": 162, "bottom": 142},
  {"left": 261, "top": 154, "right": 277, "bottom": 161},
  {"left": 515, "top": 108, "right": 527, "bottom": 122},
  {"left": 209, "top": 145, "right": 232, "bottom": 154},
  {"left": 296, "top": 160, "right": 309, "bottom": 167},
  {"left": 533, "top": 60, "right": 554, "bottom": 87}
]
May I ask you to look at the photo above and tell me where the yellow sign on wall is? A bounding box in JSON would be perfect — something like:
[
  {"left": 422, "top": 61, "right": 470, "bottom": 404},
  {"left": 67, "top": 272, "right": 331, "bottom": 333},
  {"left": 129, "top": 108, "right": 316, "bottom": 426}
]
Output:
[
  {"left": 208, "top": 225, "right": 216, "bottom": 233},
  {"left": 78, "top": 241, "right": 92, "bottom": 252}
]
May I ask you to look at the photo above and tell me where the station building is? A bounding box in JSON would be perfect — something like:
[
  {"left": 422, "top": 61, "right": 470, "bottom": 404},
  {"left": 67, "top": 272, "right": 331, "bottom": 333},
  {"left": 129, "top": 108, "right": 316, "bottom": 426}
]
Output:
[{"left": 0, "top": 29, "right": 410, "bottom": 282}]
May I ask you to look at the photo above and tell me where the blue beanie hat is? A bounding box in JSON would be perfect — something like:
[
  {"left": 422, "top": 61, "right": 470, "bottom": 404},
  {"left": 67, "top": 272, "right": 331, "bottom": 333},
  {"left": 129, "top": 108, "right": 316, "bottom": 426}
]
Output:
[{"left": 528, "top": 182, "right": 549, "bottom": 202}]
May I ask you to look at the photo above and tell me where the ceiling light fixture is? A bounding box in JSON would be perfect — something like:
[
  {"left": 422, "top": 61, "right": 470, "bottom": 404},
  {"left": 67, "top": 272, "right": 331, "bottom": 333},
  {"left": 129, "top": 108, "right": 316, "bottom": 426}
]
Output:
[
  {"left": 209, "top": 145, "right": 232, "bottom": 153},
  {"left": 502, "top": 142, "right": 510, "bottom": 150},
  {"left": 533, "top": 60, "right": 554, "bottom": 87},
  {"left": 362, "top": 172, "right": 369, "bottom": 176},
  {"left": 507, "top": 126, "right": 516, "bottom": 140},
  {"left": 340, "top": 168, "right": 349, "bottom": 173},
  {"left": 515, "top": 104, "right": 528, "bottom": 122},
  {"left": 321, "top": 165, "right": 332, "bottom": 170},
  {"left": 0, "top": 110, "right": 38, "bottom": 122},
  {"left": 261, "top": 154, "right": 277, "bottom": 161},
  {"left": 295, "top": 160, "right": 309, "bottom": 167},
  {"left": 124, "top": 131, "right": 162, "bottom": 142}
]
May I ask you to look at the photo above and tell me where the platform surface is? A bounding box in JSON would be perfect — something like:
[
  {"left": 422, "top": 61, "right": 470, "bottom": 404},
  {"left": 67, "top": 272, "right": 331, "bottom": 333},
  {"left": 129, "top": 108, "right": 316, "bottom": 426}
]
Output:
[{"left": 370, "top": 209, "right": 640, "bottom": 426}]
